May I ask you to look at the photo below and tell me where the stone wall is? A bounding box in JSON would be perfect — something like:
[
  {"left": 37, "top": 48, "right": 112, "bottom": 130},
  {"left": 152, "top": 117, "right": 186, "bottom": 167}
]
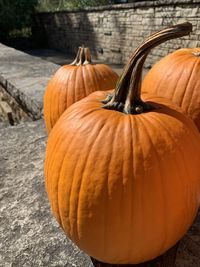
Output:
[{"left": 35, "top": 0, "right": 200, "bottom": 66}]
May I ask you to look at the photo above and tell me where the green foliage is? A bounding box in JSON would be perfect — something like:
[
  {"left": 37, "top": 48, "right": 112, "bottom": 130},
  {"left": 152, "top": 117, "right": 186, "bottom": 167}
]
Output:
[
  {"left": 37, "top": 0, "right": 114, "bottom": 12},
  {"left": 0, "top": 0, "right": 115, "bottom": 43},
  {"left": 71, "top": 0, "right": 113, "bottom": 8},
  {"left": 0, "top": 0, "right": 38, "bottom": 41}
]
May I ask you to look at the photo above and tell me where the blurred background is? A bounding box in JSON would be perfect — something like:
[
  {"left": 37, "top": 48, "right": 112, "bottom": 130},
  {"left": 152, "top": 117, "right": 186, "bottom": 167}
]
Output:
[{"left": 0, "top": 0, "right": 132, "bottom": 50}]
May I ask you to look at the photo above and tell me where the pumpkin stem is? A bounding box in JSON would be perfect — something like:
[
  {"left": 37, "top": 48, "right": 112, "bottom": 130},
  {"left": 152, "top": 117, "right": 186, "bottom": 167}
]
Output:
[
  {"left": 70, "top": 47, "right": 92, "bottom": 66},
  {"left": 103, "top": 22, "right": 192, "bottom": 114}
]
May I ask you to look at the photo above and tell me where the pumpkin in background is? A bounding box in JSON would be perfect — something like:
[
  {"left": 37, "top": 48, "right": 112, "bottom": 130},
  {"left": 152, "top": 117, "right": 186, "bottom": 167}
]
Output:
[
  {"left": 44, "top": 47, "right": 118, "bottom": 133},
  {"left": 45, "top": 23, "right": 200, "bottom": 264},
  {"left": 142, "top": 47, "right": 200, "bottom": 131}
]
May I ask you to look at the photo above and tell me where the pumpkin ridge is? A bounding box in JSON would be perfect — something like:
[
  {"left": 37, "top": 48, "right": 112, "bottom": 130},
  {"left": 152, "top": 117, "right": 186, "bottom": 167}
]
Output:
[
  {"left": 81, "top": 66, "right": 90, "bottom": 97},
  {"left": 56, "top": 141, "right": 71, "bottom": 230},
  {"left": 93, "top": 65, "right": 106, "bottom": 92},
  {"left": 185, "top": 58, "right": 200, "bottom": 114},
  {"left": 144, "top": 112, "right": 189, "bottom": 183},
  {"left": 126, "top": 115, "right": 135, "bottom": 261},
  {"left": 106, "top": 115, "right": 126, "bottom": 258},
  {"left": 59, "top": 68, "right": 74, "bottom": 116},
  {"left": 47, "top": 74, "right": 58, "bottom": 130},
  {"left": 136, "top": 114, "right": 168, "bottom": 255},
  {"left": 69, "top": 112, "right": 112, "bottom": 248},
  {"left": 48, "top": 126, "right": 80, "bottom": 225},
  {"left": 58, "top": 67, "right": 71, "bottom": 118},
  {"left": 170, "top": 56, "right": 189, "bottom": 103},
  {"left": 70, "top": 67, "right": 79, "bottom": 106},
  {"left": 76, "top": 120, "right": 109, "bottom": 244},
  {"left": 45, "top": 128, "right": 65, "bottom": 196},
  {"left": 143, "top": 113, "right": 199, "bottom": 235},
  {"left": 52, "top": 68, "right": 67, "bottom": 126},
  {"left": 87, "top": 64, "right": 101, "bottom": 93},
  {"left": 179, "top": 57, "right": 199, "bottom": 109},
  {"left": 132, "top": 115, "right": 147, "bottom": 260},
  {"left": 57, "top": 130, "right": 83, "bottom": 237},
  {"left": 142, "top": 114, "right": 184, "bottom": 241},
  {"left": 94, "top": 64, "right": 118, "bottom": 89},
  {"left": 46, "top": 130, "right": 67, "bottom": 224},
  {"left": 74, "top": 67, "right": 84, "bottom": 102},
  {"left": 57, "top": 121, "right": 93, "bottom": 237}
]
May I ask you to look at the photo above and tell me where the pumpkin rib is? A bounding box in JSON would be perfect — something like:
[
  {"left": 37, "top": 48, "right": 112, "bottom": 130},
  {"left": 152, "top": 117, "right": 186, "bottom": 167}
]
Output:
[
  {"left": 63, "top": 134, "right": 86, "bottom": 240},
  {"left": 46, "top": 77, "right": 55, "bottom": 131},
  {"left": 141, "top": 111, "right": 198, "bottom": 255},
  {"left": 45, "top": 128, "right": 64, "bottom": 196},
  {"left": 75, "top": 120, "right": 108, "bottom": 244},
  {"left": 68, "top": 67, "right": 77, "bottom": 107},
  {"left": 146, "top": 112, "right": 199, "bottom": 234},
  {"left": 127, "top": 115, "right": 135, "bottom": 261},
  {"left": 170, "top": 56, "right": 190, "bottom": 103},
  {"left": 143, "top": 113, "right": 187, "bottom": 242},
  {"left": 88, "top": 65, "right": 101, "bottom": 93},
  {"left": 179, "top": 57, "right": 199, "bottom": 109},
  {"left": 47, "top": 120, "right": 84, "bottom": 226},
  {"left": 137, "top": 114, "right": 168, "bottom": 255},
  {"left": 48, "top": 130, "right": 71, "bottom": 224},
  {"left": 66, "top": 110, "right": 112, "bottom": 247},
  {"left": 186, "top": 59, "right": 200, "bottom": 114},
  {"left": 106, "top": 114, "right": 126, "bottom": 259},
  {"left": 82, "top": 66, "right": 90, "bottom": 97},
  {"left": 54, "top": 143, "right": 69, "bottom": 230},
  {"left": 86, "top": 115, "right": 114, "bottom": 258},
  {"left": 74, "top": 67, "right": 82, "bottom": 102},
  {"left": 94, "top": 64, "right": 118, "bottom": 89},
  {"left": 131, "top": 115, "right": 147, "bottom": 261},
  {"left": 52, "top": 67, "right": 67, "bottom": 127},
  {"left": 57, "top": 122, "right": 89, "bottom": 235},
  {"left": 58, "top": 149, "right": 73, "bottom": 236},
  {"left": 58, "top": 67, "right": 71, "bottom": 118},
  {"left": 57, "top": 127, "right": 88, "bottom": 237}
]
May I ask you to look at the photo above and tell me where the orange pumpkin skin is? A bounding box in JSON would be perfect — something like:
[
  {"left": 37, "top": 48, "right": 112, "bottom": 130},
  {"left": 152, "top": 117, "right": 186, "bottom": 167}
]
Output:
[
  {"left": 142, "top": 48, "right": 200, "bottom": 130},
  {"left": 44, "top": 48, "right": 118, "bottom": 133},
  {"left": 45, "top": 90, "right": 200, "bottom": 264}
]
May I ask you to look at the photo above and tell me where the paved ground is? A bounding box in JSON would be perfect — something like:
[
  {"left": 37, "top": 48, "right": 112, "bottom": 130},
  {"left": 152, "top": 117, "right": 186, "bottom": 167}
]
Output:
[{"left": 0, "top": 120, "right": 92, "bottom": 267}]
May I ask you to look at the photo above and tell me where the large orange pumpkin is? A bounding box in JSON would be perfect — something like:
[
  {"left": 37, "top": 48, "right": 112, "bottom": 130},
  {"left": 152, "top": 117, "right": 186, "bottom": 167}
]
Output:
[
  {"left": 44, "top": 47, "right": 118, "bottom": 133},
  {"left": 45, "top": 23, "right": 200, "bottom": 264},
  {"left": 142, "top": 47, "right": 200, "bottom": 131}
]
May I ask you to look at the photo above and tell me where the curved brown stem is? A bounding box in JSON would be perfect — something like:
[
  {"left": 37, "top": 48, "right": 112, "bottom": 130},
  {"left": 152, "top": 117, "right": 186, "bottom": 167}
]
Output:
[
  {"left": 103, "top": 22, "right": 192, "bottom": 114},
  {"left": 70, "top": 46, "right": 92, "bottom": 66}
]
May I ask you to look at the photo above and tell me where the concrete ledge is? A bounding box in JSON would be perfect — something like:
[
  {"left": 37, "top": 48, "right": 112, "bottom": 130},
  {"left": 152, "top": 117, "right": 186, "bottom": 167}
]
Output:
[
  {"left": 0, "top": 119, "right": 92, "bottom": 266},
  {"left": 0, "top": 43, "right": 59, "bottom": 119}
]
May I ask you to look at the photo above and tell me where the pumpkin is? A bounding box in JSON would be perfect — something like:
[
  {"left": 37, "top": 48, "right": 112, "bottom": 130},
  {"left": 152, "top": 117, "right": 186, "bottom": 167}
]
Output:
[
  {"left": 45, "top": 23, "right": 200, "bottom": 264},
  {"left": 142, "top": 47, "right": 200, "bottom": 131},
  {"left": 44, "top": 47, "right": 118, "bottom": 133}
]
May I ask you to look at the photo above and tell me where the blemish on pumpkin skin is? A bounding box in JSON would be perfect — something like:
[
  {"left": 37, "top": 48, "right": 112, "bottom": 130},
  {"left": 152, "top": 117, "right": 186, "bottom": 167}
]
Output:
[{"left": 193, "top": 51, "right": 200, "bottom": 57}]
